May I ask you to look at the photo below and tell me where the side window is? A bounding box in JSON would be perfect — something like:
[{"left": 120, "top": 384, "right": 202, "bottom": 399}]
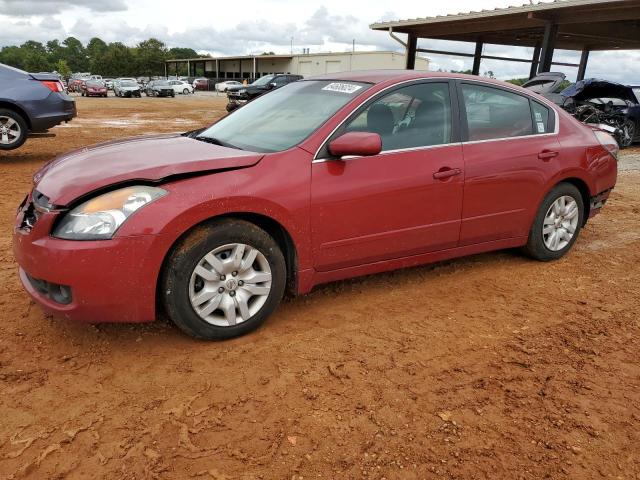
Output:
[
  {"left": 342, "top": 82, "right": 452, "bottom": 152},
  {"left": 462, "top": 84, "right": 533, "bottom": 141},
  {"left": 531, "top": 101, "right": 552, "bottom": 134},
  {"left": 273, "top": 76, "right": 287, "bottom": 87}
]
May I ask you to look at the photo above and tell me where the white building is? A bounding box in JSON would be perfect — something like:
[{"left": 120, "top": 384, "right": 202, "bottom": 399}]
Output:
[{"left": 165, "top": 51, "right": 429, "bottom": 81}]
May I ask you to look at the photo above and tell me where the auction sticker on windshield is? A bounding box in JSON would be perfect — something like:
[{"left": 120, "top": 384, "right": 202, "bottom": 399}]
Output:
[{"left": 322, "top": 83, "right": 363, "bottom": 94}]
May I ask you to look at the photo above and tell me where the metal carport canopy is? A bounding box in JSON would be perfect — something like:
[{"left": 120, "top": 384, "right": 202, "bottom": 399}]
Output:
[{"left": 370, "top": 0, "right": 640, "bottom": 80}]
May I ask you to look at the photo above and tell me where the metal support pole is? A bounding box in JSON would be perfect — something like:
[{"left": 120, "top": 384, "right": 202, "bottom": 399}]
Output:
[
  {"left": 577, "top": 48, "right": 590, "bottom": 81},
  {"left": 538, "top": 22, "right": 558, "bottom": 73},
  {"left": 529, "top": 45, "right": 541, "bottom": 79},
  {"left": 253, "top": 57, "right": 257, "bottom": 81},
  {"left": 472, "top": 39, "right": 483, "bottom": 76},
  {"left": 187, "top": 60, "right": 190, "bottom": 77},
  {"left": 405, "top": 34, "right": 417, "bottom": 70}
]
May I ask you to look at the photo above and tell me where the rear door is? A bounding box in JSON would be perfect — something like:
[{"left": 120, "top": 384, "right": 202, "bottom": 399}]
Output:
[
  {"left": 311, "top": 80, "right": 464, "bottom": 271},
  {"left": 458, "top": 81, "right": 561, "bottom": 246}
]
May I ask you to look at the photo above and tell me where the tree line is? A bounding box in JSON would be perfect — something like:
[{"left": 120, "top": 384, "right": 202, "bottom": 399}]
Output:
[{"left": 0, "top": 37, "right": 205, "bottom": 78}]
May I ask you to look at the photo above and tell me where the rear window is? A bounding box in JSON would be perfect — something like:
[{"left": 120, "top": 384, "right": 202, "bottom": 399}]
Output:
[
  {"left": 462, "top": 84, "right": 533, "bottom": 141},
  {"left": 532, "top": 101, "right": 552, "bottom": 134}
]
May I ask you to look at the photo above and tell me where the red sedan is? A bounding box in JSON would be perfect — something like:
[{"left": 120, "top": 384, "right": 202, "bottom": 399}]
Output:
[
  {"left": 13, "top": 71, "right": 618, "bottom": 340},
  {"left": 81, "top": 80, "right": 108, "bottom": 97}
]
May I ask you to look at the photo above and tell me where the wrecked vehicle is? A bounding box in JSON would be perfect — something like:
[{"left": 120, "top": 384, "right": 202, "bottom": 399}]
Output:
[
  {"left": 525, "top": 74, "right": 640, "bottom": 148},
  {"left": 13, "top": 71, "right": 618, "bottom": 340}
]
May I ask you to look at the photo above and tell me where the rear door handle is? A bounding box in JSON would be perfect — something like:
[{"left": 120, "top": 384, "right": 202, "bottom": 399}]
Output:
[
  {"left": 433, "top": 168, "right": 462, "bottom": 180},
  {"left": 538, "top": 150, "right": 559, "bottom": 160}
]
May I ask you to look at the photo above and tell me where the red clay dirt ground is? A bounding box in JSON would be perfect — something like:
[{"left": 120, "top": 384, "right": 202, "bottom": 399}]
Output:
[{"left": 0, "top": 96, "right": 639, "bottom": 480}]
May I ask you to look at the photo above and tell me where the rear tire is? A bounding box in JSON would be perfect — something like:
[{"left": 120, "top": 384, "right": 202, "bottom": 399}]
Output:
[
  {"left": 183, "top": 88, "right": 189, "bottom": 95},
  {"left": 161, "top": 219, "right": 286, "bottom": 340},
  {"left": 0, "top": 109, "right": 28, "bottom": 151},
  {"left": 524, "top": 182, "right": 584, "bottom": 261}
]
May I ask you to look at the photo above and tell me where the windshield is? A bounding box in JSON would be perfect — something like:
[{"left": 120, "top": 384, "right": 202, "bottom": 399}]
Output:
[
  {"left": 252, "top": 75, "right": 276, "bottom": 86},
  {"left": 121, "top": 81, "right": 137, "bottom": 87},
  {"left": 155, "top": 80, "right": 170, "bottom": 86},
  {"left": 86, "top": 81, "right": 103, "bottom": 87},
  {"left": 198, "top": 80, "right": 371, "bottom": 152}
]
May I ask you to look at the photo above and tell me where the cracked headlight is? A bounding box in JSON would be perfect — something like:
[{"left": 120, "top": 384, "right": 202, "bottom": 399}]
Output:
[{"left": 53, "top": 185, "right": 166, "bottom": 240}]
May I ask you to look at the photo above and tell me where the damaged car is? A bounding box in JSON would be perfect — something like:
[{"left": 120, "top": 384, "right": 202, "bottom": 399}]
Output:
[
  {"left": 13, "top": 71, "right": 618, "bottom": 340},
  {"left": 525, "top": 74, "right": 640, "bottom": 148}
]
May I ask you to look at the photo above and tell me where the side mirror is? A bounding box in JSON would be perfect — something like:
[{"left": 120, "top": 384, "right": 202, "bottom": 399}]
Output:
[
  {"left": 269, "top": 82, "right": 278, "bottom": 88},
  {"left": 329, "top": 132, "right": 382, "bottom": 158}
]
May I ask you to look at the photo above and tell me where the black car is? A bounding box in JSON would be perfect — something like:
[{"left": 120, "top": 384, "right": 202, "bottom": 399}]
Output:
[
  {"left": 0, "top": 63, "right": 76, "bottom": 150},
  {"left": 226, "top": 74, "right": 303, "bottom": 112},
  {"left": 524, "top": 73, "right": 640, "bottom": 148},
  {"left": 145, "top": 80, "right": 175, "bottom": 97}
]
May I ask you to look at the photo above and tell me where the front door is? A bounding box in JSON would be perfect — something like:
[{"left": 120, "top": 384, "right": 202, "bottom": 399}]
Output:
[{"left": 311, "top": 81, "right": 464, "bottom": 272}]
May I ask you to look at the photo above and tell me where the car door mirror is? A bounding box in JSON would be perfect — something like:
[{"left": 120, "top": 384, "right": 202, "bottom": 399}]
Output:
[
  {"left": 329, "top": 132, "right": 382, "bottom": 158},
  {"left": 269, "top": 82, "right": 277, "bottom": 88}
]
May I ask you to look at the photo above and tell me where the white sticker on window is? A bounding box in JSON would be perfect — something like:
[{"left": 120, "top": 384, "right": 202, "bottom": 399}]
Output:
[
  {"left": 537, "top": 122, "right": 546, "bottom": 133},
  {"left": 535, "top": 111, "right": 543, "bottom": 122},
  {"left": 322, "top": 83, "right": 363, "bottom": 94}
]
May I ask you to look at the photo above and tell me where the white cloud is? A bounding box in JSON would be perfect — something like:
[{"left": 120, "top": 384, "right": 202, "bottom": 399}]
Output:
[{"left": 0, "top": 0, "right": 638, "bottom": 84}]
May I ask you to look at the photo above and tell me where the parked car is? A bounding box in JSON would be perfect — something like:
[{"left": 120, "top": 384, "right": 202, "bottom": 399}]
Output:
[
  {"left": 215, "top": 80, "right": 242, "bottom": 93},
  {"left": 145, "top": 80, "right": 175, "bottom": 97},
  {"left": 192, "top": 78, "right": 209, "bottom": 91},
  {"left": 114, "top": 79, "right": 142, "bottom": 97},
  {"left": 67, "top": 77, "right": 85, "bottom": 93},
  {"left": 524, "top": 74, "right": 640, "bottom": 148},
  {"left": 13, "top": 71, "right": 618, "bottom": 340},
  {"left": 0, "top": 63, "right": 76, "bottom": 150},
  {"left": 168, "top": 80, "right": 193, "bottom": 95},
  {"left": 226, "top": 74, "right": 303, "bottom": 112},
  {"left": 81, "top": 80, "right": 108, "bottom": 97},
  {"left": 104, "top": 78, "right": 115, "bottom": 90}
]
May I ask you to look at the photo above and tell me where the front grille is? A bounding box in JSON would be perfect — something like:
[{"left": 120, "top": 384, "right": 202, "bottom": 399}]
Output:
[{"left": 25, "top": 273, "right": 72, "bottom": 305}]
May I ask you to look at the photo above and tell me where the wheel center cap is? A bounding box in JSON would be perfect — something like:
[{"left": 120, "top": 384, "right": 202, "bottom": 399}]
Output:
[{"left": 226, "top": 279, "right": 238, "bottom": 290}]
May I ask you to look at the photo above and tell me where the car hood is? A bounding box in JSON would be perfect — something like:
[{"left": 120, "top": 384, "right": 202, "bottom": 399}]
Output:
[
  {"left": 560, "top": 79, "right": 638, "bottom": 104},
  {"left": 119, "top": 86, "right": 140, "bottom": 90},
  {"left": 34, "top": 134, "right": 264, "bottom": 206}
]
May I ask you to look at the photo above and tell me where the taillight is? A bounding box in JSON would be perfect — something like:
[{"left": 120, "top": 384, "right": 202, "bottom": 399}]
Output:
[
  {"left": 40, "top": 80, "right": 64, "bottom": 93},
  {"left": 593, "top": 130, "right": 619, "bottom": 160}
]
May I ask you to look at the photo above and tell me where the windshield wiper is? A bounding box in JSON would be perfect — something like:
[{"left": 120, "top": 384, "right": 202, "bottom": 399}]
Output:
[{"left": 194, "top": 135, "right": 243, "bottom": 150}]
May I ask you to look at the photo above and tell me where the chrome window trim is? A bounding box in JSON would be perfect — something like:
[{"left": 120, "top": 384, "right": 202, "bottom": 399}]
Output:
[
  {"left": 313, "top": 141, "right": 463, "bottom": 164},
  {"left": 312, "top": 76, "right": 560, "bottom": 164}
]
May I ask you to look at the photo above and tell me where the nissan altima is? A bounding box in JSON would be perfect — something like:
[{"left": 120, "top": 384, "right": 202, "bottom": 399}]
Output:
[{"left": 13, "top": 71, "right": 618, "bottom": 340}]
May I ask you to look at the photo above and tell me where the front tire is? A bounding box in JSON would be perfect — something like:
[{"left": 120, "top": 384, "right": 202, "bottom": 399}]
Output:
[
  {"left": 524, "top": 182, "right": 584, "bottom": 261},
  {"left": 183, "top": 88, "right": 189, "bottom": 95},
  {"left": 161, "top": 219, "right": 287, "bottom": 340},
  {"left": 0, "top": 109, "right": 28, "bottom": 150}
]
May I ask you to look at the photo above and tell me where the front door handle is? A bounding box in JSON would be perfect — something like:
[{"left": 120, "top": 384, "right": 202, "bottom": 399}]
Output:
[
  {"left": 433, "top": 167, "right": 462, "bottom": 180},
  {"left": 538, "top": 150, "right": 559, "bottom": 160}
]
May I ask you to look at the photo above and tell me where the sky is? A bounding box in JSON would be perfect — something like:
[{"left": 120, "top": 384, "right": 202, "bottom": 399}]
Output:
[{"left": 0, "top": 0, "right": 639, "bottom": 83}]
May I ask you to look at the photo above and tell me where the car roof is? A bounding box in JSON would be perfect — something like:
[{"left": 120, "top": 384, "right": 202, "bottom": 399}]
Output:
[{"left": 305, "top": 69, "right": 518, "bottom": 88}]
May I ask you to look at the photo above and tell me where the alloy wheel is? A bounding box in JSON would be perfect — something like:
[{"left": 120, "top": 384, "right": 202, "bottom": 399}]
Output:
[
  {"left": 189, "top": 243, "right": 272, "bottom": 327},
  {"left": 0, "top": 116, "right": 21, "bottom": 146},
  {"left": 543, "top": 195, "right": 579, "bottom": 251}
]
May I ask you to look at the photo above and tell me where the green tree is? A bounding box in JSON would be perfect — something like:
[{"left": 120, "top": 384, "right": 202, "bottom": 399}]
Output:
[
  {"left": 167, "top": 47, "right": 198, "bottom": 59},
  {"left": 46, "top": 39, "right": 64, "bottom": 64},
  {"left": 0, "top": 45, "right": 26, "bottom": 69},
  {"left": 86, "top": 37, "right": 108, "bottom": 74},
  {"left": 135, "top": 38, "right": 167, "bottom": 76},
  {"left": 61, "top": 36, "right": 88, "bottom": 72},
  {"left": 55, "top": 59, "right": 72, "bottom": 79},
  {"left": 100, "top": 42, "right": 135, "bottom": 77}
]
